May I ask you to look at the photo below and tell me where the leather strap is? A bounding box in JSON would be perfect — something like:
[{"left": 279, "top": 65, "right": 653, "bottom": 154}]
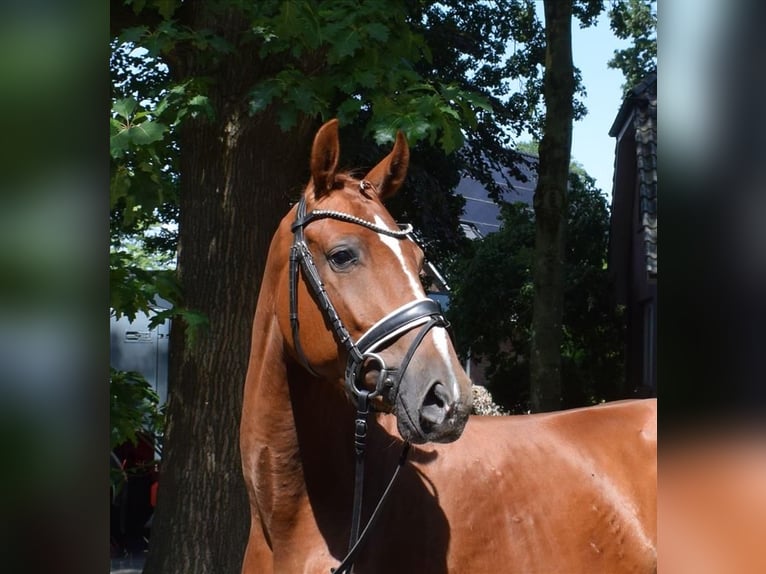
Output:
[
  {"left": 288, "top": 195, "right": 445, "bottom": 573},
  {"left": 356, "top": 298, "right": 444, "bottom": 354},
  {"left": 332, "top": 439, "right": 411, "bottom": 574}
]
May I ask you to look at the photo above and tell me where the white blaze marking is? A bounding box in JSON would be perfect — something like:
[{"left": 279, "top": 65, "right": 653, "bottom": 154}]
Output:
[
  {"left": 374, "top": 216, "right": 459, "bottom": 393},
  {"left": 433, "top": 327, "right": 460, "bottom": 397},
  {"left": 374, "top": 215, "right": 423, "bottom": 297}
]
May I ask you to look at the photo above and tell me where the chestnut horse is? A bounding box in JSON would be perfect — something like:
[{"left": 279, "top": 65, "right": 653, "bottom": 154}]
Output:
[{"left": 240, "top": 119, "right": 657, "bottom": 573}]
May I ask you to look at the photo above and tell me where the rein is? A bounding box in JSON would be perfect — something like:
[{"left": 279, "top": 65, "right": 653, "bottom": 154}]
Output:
[{"left": 289, "top": 189, "right": 448, "bottom": 573}]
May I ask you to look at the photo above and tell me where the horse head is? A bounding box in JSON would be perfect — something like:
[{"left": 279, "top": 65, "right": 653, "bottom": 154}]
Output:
[{"left": 277, "top": 119, "right": 472, "bottom": 444}]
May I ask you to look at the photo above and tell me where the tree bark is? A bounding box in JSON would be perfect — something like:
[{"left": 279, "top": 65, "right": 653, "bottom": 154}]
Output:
[
  {"left": 530, "top": 1, "right": 575, "bottom": 413},
  {"left": 142, "top": 4, "right": 315, "bottom": 573}
]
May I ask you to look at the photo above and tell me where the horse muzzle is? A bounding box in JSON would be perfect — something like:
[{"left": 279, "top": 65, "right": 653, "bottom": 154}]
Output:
[
  {"left": 395, "top": 373, "right": 472, "bottom": 444},
  {"left": 348, "top": 299, "right": 473, "bottom": 443}
]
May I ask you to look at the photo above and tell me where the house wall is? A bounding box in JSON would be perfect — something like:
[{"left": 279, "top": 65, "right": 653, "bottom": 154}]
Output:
[{"left": 609, "top": 82, "right": 658, "bottom": 398}]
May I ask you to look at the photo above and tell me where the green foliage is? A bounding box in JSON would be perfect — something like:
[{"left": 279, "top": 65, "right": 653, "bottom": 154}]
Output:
[
  {"left": 110, "top": 40, "right": 177, "bottom": 248},
  {"left": 560, "top": 171, "right": 626, "bottom": 405},
  {"left": 574, "top": 0, "right": 606, "bottom": 27},
  {"left": 607, "top": 0, "right": 657, "bottom": 91},
  {"left": 514, "top": 140, "right": 540, "bottom": 156},
  {"left": 238, "top": 0, "right": 494, "bottom": 150},
  {"left": 109, "top": 0, "right": 650, "bottom": 283},
  {"left": 110, "top": 368, "right": 164, "bottom": 489},
  {"left": 109, "top": 250, "right": 210, "bottom": 348},
  {"left": 110, "top": 368, "right": 164, "bottom": 450},
  {"left": 110, "top": 252, "right": 160, "bottom": 323},
  {"left": 447, "top": 170, "right": 625, "bottom": 413},
  {"left": 447, "top": 202, "right": 536, "bottom": 412},
  {"left": 109, "top": 0, "right": 505, "bottom": 296},
  {"left": 109, "top": 0, "right": 656, "bottom": 280},
  {"left": 110, "top": 38, "right": 212, "bottom": 349}
]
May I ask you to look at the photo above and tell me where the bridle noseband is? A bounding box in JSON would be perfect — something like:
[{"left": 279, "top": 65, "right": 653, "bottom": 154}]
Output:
[
  {"left": 288, "top": 188, "right": 449, "bottom": 573},
  {"left": 289, "top": 191, "right": 447, "bottom": 409}
]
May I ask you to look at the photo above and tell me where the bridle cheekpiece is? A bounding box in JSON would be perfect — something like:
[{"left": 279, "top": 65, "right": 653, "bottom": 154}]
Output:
[
  {"left": 288, "top": 190, "right": 447, "bottom": 410},
  {"left": 287, "top": 186, "right": 449, "bottom": 573}
]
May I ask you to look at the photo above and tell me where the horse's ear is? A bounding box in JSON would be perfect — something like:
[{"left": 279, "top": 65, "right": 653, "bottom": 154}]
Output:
[
  {"left": 310, "top": 119, "right": 340, "bottom": 197},
  {"left": 364, "top": 131, "right": 410, "bottom": 201}
]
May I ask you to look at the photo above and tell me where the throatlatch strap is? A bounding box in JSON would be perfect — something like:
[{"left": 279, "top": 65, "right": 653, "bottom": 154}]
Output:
[
  {"left": 348, "top": 390, "right": 370, "bottom": 550},
  {"left": 288, "top": 195, "right": 433, "bottom": 573}
]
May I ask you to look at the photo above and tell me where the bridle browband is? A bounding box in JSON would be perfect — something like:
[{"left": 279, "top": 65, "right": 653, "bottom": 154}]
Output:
[
  {"left": 288, "top": 185, "right": 449, "bottom": 573},
  {"left": 289, "top": 188, "right": 447, "bottom": 409}
]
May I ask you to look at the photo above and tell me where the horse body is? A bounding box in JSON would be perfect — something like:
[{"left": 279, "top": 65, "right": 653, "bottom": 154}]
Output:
[
  {"left": 417, "top": 401, "right": 657, "bottom": 573},
  {"left": 240, "top": 119, "right": 656, "bottom": 573}
]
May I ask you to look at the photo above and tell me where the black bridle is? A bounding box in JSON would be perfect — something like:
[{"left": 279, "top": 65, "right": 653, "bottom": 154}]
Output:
[{"left": 288, "top": 186, "right": 449, "bottom": 573}]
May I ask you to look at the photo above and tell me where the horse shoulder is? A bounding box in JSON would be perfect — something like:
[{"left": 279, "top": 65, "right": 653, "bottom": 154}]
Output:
[{"left": 416, "top": 403, "right": 657, "bottom": 572}]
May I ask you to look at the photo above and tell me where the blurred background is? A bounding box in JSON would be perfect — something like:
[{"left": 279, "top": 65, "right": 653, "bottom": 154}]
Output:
[{"left": 0, "top": 0, "right": 764, "bottom": 572}]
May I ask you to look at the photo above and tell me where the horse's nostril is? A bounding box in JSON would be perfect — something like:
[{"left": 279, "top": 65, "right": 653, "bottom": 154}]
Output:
[{"left": 420, "top": 381, "right": 452, "bottom": 431}]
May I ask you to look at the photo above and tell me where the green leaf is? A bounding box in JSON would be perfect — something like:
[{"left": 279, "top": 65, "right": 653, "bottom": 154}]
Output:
[
  {"left": 113, "top": 98, "right": 138, "bottom": 121},
  {"left": 351, "top": 69, "right": 377, "bottom": 89},
  {"left": 439, "top": 123, "right": 464, "bottom": 155},
  {"left": 289, "top": 84, "right": 319, "bottom": 115},
  {"left": 119, "top": 26, "right": 148, "bottom": 44},
  {"left": 110, "top": 168, "right": 132, "bottom": 208},
  {"left": 110, "top": 117, "right": 125, "bottom": 137},
  {"left": 372, "top": 126, "right": 396, "bottom": 146},
  {"left": 153, "top": 271, "right": 182, "bottom": 303},
  {"left": 337, "top": 98, "right": 364, "bottom": 123},
  {"left": 188, "top": 94, "right": 210, "bottom": 109},
  {"left": 110, "top": 126, "right": 132, "bottom": 159},
  {"left": 276, "top": 107, "right": 298, "bottom": 131},
  {"left": 329, "top": 28, "right": 361, "bottom": 61},
  {"left": 364, "top": 22, "right": 389, "bottom": 43},
  {"left": 147, "top": 308, "right": 173, "bottom": 331},
  {"left": 190, "top": 98, "right": 214, "bottom": 120},
  {"left": 129, "top": 120, "right": 168, "bottom": 145},
  {"left": 249, "top": 80, "right": 281, "bottom": 114},
  {"left": 175, "top": 308, "right": 210, "bottom": 347}
]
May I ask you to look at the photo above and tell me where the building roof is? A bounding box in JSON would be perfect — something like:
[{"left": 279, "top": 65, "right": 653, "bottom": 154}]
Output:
[
  {"left": 455, "top": 153, "right": 538, "bottom": 238},
  {"left": 610, "top": 73, "right": 657, "bottom": 278},
  {"left": 609, "top": 72, "right": 657, "bottom": 138}
]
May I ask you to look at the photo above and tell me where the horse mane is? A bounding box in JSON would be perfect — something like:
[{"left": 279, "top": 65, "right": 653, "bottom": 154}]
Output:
[
  {"left": 332, "top": 171, "right": 363, "bottom": 188},
  {"left": 317, "top": 171, "right": 377, "bottom": 198}
]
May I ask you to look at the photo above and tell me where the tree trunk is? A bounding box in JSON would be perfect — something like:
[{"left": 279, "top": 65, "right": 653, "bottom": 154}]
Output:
[
  {"left": 530, "top": 1, "right": 574, "bottom": 413},
  {"left": 143, "top": 4, "right": 315, "bottom": 573}
]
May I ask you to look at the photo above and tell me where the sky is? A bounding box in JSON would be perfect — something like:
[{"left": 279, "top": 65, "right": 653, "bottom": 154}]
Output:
[{"left": 569, "top": 12, "right": 633, "bottom": 198}]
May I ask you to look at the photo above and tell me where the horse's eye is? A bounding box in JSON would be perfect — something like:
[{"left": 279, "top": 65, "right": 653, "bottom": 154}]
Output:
[{"left": 327, "top": 248, "right": 357, "bottom": 270}]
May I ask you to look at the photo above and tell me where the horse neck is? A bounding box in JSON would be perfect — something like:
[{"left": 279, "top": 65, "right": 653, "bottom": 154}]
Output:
[
  {"left": 243, "top": 218, "right": 414, "bottom": 555},
  {"left": 242, "top": 234, "right": 360, "bottom": 512},
  {"left": 245, "top": 321, "right": 362, "bottom": 535},
  {"left": 287, "top": 363, "right": 358, "bottom": 474}
]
